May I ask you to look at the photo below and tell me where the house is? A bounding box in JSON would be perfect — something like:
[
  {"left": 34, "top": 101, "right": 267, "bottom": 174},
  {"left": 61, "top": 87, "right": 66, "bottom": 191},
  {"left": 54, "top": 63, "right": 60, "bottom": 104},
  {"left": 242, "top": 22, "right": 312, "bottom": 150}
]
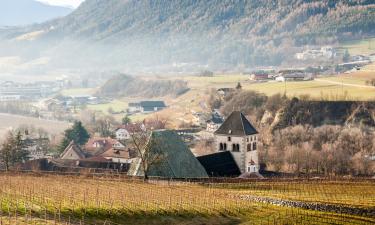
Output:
[
  {"left": 128, "top": 130, "right": 208, "bottom": 178},
  {"left": 99, "top": 148, "right": 134, "bottom": 164},
  {"left": 115, "top": 126, "right": 131, "bottom": 140},
  {"left": 214, "top": 111, "right": 259, "bottom": 174},
  {"left": 139, "top": 101, "right": 166, "bottom": 113},
  {"left": 250, "top": 72, "right": 269, "bottom": 81},
  {"left": 206, "top": 111, "right": 224, "bottom": 132},
  {"left": 276, "top": 70, "right": 313, "bottom": 82},
  {"left": 128, "top": 102, "right": 141, "bottom": 113},
  {"left": 128, "top": 101, "right": 167, "bottom": 113},
  {"left": 60, "top": 141, "right": 87, "bottom": 160},
  {"left": 84, "top": 137, "right": 126, "bottom": 156}
]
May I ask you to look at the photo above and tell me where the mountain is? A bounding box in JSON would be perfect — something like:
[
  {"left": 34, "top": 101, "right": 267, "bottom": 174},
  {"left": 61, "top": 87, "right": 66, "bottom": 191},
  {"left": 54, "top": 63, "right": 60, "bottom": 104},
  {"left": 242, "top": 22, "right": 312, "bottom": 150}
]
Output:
[
  {"left": 0, "top": 0, "right": 374, "bottom": 72},
  {"left": 0, "top": 0, "right": 72, "bottom": 26}
]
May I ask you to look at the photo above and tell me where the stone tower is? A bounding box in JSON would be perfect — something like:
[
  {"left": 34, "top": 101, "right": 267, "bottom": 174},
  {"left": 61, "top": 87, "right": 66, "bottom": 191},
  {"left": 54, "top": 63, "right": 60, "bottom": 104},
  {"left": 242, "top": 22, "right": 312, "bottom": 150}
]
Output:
[{"left": 214, "top": 111, "right": 259, "bottom": 173}]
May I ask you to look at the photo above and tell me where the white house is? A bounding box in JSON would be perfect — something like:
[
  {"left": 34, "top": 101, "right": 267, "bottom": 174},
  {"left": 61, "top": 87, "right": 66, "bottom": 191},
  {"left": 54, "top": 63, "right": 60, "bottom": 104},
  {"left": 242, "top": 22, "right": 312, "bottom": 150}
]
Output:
[
  {"left": 115, "top": 126, "right": 131, "bottom": 140},
  {"left": 214, "top": 111, "right": 259, "bottom": 174}
]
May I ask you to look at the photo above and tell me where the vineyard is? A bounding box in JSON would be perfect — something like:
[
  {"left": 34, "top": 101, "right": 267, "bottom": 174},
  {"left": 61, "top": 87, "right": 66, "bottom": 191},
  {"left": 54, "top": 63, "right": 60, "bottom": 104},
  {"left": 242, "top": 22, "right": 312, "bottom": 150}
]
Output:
[{"left": 0, "top": 173, "right": 373, "bottom": 224}]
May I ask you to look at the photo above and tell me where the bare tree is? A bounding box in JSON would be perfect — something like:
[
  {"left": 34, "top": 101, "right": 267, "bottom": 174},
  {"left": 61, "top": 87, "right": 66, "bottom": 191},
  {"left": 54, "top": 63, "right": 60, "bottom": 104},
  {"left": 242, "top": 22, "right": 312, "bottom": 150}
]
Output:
[{"left": 128, "top": 123, "right": 166, "bottom": 181}]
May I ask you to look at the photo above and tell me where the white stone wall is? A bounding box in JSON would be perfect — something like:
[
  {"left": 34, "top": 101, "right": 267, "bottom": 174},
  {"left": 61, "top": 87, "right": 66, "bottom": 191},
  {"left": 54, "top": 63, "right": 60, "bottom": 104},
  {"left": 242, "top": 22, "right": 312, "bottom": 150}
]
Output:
[{"left": 215, "top": 134, "right": 259, "bottom": 173}]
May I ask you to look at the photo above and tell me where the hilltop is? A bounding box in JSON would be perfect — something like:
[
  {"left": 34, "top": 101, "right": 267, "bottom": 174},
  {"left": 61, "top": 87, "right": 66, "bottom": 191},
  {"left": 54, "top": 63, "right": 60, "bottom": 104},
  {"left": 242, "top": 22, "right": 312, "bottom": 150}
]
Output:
[
  {"left": 0, "top": 0, "right": 374, "bottom": 71},
  {"left": 0, "top": 0, "right": 72, "bottom": 26}
]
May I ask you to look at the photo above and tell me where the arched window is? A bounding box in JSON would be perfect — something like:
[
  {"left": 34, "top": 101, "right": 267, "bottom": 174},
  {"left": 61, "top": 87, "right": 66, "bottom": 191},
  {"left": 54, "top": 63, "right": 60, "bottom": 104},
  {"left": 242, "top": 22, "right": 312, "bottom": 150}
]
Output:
[
  {"left": 232, "top": 144, "right": 240, "bottom": 152},
  {"left": 252, "top": 142, "right": 257, "bottom": 151},
  {"left": 219, "top": 143, "right": 224, "bottom": 151},
  {"left": 224, "top": 143, "right": 227, "bottom": 150},
  {"left": 247, "top": 144, "right": 251, "bottom": 152}
]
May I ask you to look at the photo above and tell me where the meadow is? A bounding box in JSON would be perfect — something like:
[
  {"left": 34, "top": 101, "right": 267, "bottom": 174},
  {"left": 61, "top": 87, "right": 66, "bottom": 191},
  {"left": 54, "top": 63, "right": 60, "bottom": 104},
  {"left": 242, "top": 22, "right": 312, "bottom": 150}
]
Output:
[{"left": 0, "top": 173, "right": 373, "bottom": 224}]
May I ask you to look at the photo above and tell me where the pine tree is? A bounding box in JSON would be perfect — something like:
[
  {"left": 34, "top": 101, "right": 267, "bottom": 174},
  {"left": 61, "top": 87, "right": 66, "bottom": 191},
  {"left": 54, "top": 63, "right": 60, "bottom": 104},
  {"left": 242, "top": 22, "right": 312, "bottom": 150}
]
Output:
[
  {"left": 122, "top": 115, "right": 131, "bottom": 125},
  {"left": 0, "top": 131, "right": 29, "bottom": 171},
  {"left": 58, "top": 121, "right": 90, "bottom": 153}
]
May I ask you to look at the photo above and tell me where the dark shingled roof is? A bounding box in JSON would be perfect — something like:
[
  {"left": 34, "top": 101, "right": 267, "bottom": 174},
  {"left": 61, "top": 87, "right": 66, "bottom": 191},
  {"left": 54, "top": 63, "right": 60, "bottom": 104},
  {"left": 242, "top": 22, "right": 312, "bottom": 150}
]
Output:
[
  {"left": 140, "top": 101, "right": 166, "bottom": 108},
  {"left": 214, "top": 111, "right": 258, "bottom": 136},
  {"left": 197, "top": 151, "right": 241, "bottom": 177},
  {"left": 128, "top": 130, "right": 208, "bottom": 178}
]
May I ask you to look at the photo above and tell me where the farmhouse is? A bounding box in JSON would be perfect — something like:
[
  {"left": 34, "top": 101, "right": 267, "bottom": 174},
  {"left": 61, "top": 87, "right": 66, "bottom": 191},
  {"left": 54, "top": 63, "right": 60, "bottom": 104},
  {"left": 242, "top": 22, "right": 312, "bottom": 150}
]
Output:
[
  {"left": 60, "top": 137, "right": 133, "bottom": 164},
  {"left": 128, "top": 130, "right": 208, "bottom": 178},
  {"left": 276, "top": 70, "right": 313, "bottom": 82},
  {"left": 128, "top": 101, "right": 167, "bottom": 113},
  {"left": 214, "top": 111, "right": 259, "bottom": 174},
  {"left": 60, "top": 141, "right": 87, "bottom": 160},
  {"left": 250, "top": 71, "right": 269, "bottom": 81}
]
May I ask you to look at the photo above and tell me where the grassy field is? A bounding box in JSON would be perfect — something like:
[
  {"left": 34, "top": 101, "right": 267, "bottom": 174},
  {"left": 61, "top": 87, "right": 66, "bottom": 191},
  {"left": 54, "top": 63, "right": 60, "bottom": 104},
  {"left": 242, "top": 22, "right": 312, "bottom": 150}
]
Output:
[
  {"left": 0, "top": 113, "right": 70, "bottom": 140},
  {"left": 341, "top": 37, "right": 375, "bottom": 55},
  {"left": 0, "top": 174, "right": 373, "bottom": 224}
]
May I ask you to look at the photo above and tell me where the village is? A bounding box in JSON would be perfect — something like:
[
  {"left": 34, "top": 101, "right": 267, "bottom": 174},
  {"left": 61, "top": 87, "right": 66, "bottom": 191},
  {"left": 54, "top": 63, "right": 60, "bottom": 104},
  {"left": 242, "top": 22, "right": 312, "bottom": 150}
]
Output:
[{"left": 12, "top": 108, "right": 261, "bottom": 179}]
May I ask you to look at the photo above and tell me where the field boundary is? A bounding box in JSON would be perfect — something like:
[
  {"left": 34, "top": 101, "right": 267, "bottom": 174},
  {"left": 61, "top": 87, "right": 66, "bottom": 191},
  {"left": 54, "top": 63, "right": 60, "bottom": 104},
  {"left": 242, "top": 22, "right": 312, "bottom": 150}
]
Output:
[{"left": 239, "top": 195, "right": 375, "bottom": 218}]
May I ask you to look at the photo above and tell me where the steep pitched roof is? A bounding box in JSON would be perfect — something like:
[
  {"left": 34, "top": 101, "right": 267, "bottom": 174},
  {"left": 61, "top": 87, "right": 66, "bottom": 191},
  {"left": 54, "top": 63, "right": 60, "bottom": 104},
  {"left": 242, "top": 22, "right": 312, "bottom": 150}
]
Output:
[
  {"left": 197, "top": 151, "right": 241, "bottom": 177},
  {"left": 214, "top": 111, "right": 258, "bottom": 136},
  {"left": 128, "top": 130, "right": 208, "bottom": 178},
  {"left": 60, "top": 141, "right": 87, "bottom": 159}
]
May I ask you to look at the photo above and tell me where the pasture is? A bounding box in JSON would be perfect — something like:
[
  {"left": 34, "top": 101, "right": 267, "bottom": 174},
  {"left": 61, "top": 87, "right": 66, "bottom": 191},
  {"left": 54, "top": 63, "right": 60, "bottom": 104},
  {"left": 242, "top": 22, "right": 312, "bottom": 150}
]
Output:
[
  {"left": 0, "top": 173, "right": 373, "bottom": 224},
  {"left": 341, "top": 38, "right": 375, "bottom": 56}
]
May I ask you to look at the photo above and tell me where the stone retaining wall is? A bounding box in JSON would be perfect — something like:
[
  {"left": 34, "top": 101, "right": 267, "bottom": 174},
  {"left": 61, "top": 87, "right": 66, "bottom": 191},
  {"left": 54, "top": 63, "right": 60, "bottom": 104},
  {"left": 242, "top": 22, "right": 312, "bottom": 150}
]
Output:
[{"left": 239, "top": 195, "right": 375, "bottom": 218}]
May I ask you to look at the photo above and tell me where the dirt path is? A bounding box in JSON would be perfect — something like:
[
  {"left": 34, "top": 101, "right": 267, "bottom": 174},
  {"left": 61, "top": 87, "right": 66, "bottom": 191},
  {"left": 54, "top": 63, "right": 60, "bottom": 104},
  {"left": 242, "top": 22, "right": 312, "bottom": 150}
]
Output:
[{"left": 315, "top": 79, "right": 375, "bottom": 89}]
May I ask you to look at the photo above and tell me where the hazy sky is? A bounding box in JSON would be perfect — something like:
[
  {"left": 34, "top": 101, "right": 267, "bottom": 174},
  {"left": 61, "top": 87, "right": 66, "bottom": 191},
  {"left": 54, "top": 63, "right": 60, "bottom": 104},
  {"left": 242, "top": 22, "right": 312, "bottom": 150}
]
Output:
[{"left": 36, "top": 0, "right": 85, "bottom": 8}]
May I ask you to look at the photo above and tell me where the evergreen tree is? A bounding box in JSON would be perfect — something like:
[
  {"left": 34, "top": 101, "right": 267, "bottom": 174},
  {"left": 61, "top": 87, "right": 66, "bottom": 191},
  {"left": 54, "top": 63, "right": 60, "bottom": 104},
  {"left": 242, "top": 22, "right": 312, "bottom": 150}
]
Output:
[
  {"left": 0, "top": 131, "right": 29, "bottom": 171},
  {"left": 58, "top": 121, "right": 90, "bottom": 153},
  {"left": 122, "top": 115, "right": 131, "bottom": 125}
]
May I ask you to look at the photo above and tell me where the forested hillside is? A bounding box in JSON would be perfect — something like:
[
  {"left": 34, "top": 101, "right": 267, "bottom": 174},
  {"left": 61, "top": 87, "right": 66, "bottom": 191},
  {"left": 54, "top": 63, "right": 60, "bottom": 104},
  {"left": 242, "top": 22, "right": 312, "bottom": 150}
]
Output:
[{"left": 0, "top": 0, "right": 374, "bottom": 70}]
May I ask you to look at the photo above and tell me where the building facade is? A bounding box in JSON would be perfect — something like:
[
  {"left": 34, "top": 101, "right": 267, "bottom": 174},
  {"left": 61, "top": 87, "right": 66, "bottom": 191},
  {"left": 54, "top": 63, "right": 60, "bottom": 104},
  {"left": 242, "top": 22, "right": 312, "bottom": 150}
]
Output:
[{"left": 214, "top": 111, "right": 259, "bottom": 173}]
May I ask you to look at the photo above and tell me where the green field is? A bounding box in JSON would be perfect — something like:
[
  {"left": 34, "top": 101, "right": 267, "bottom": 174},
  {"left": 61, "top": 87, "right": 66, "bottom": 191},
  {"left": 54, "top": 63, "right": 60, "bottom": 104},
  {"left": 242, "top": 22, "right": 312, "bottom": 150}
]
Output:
[
  {"left": 341, "top": 37, "right": 375, "bottom": 55},
  {"left": 0, "top": 174, "right": 373, "bottom": 225}
]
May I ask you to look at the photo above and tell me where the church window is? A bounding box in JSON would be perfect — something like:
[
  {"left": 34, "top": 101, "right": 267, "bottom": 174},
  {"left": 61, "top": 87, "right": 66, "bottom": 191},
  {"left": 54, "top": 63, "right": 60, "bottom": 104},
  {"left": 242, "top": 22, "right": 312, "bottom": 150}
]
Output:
[
  {"left": 219, "top": 143, "right": 224, "bottom": 151},
  {"left": 247, "top": 144, "right": 251, "bottom": 152},
  {"left": 228, "top": 137, "right": 231, "bottom": 142},
  {"left": 252, "top": 142, "right": 257, "bottom": 151}
]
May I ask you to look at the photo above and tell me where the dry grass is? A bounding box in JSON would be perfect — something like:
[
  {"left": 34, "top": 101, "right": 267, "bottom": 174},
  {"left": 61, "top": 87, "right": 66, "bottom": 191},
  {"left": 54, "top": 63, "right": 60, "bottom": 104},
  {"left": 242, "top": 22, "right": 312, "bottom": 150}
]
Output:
[{"left": 0, "top": 113, "right": 70, "bottom": 141}]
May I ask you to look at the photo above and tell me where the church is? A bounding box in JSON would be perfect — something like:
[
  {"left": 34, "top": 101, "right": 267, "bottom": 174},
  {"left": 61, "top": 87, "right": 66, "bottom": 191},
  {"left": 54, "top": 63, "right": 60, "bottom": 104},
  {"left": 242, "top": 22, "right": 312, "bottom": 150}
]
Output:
[{"left": 214, "top": 111, "right": 259, "bottom": 174}]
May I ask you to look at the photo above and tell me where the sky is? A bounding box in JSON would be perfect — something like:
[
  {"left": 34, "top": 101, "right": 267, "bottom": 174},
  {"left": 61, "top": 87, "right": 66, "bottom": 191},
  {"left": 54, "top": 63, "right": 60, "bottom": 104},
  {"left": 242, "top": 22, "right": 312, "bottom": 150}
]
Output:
[{"left": 36, "top": 0, "right": 85, "bottom": 8}]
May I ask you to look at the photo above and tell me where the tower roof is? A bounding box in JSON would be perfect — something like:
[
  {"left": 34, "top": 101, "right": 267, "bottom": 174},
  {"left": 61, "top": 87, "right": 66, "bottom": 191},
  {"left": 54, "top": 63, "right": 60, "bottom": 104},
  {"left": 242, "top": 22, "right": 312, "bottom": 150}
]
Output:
[{"left": 214, "top": 111, "right": 258, "bottom": 136}]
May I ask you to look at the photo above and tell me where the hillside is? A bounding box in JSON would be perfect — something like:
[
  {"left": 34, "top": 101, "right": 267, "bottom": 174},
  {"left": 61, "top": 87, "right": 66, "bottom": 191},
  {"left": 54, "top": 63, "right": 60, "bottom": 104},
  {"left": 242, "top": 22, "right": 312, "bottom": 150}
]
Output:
[
  {"left": 0, "top": 0, "right": 72, "bottom": 26},
  {"left": 0, "top": 0, "right": 374, "bottom": 71},
  {"left": 97, "top": 74, "right": 189, "bottom": 98}
]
